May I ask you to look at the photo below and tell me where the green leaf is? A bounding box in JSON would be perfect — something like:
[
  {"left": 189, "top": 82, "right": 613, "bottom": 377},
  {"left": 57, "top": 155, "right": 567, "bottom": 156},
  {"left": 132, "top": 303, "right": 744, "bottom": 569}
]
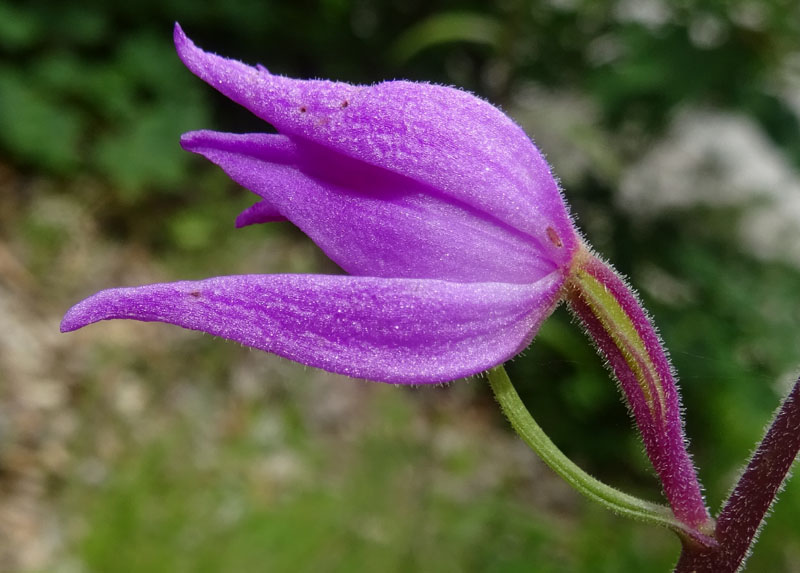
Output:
[
  {"left": 0, "top": 68, "right": 84, "bottom": 172},
  {"left": 93, "top": 100, "right": 209, "bottom": 198},
  {"left": 391, "top": 12, "right": 503, "bottom": 63},
  {"left": 0, "top": 2, "right": 42, "bottom": 50}
]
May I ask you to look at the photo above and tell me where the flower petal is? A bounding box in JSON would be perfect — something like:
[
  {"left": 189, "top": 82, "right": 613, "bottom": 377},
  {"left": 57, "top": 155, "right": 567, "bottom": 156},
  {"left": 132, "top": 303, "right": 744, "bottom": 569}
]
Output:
[
  {"left": 61, "top": 273, "right": 564, "bottom": 383},
  {"left": 235, "top": 201, "right": 286, "bottom": 228},
  {"left": 182, "top": 130, "right": 557, "bottom": 284},
  {"left": 174, "top": 23, "right": 577, "bottom": 269}
]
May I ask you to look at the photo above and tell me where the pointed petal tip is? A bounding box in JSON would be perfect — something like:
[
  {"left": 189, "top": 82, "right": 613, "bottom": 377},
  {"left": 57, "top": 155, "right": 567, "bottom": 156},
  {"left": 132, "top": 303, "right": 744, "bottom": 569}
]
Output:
[
  {"left": 60, "top": 289, "right": 131, "bottom": 334},
  {"left": 178, "top": 130, "right": 237, "bottom": 156},
  {"left": 235, "top": 201, "right": 286, "bottom": 228},
  {"left": 59, "top": 317, "right": 75, "bottom": 333},
  {"left": 173, "top": 22, "right": 188, "bottom": 49},
  {"left": 60, "top": 303, "right": 90, "bottom": 333},
  {"left": 179, "top": 130, "right": 250, "bottom": 154},
  {"left": 172, "top": 22, "right": 199, "bottom": 68},
  {"left": 172, "top": 20, "right": 260, "bottom": 94},
  {"left": 179, "top": 130, "right": 206, "bottom": 152},
  {"left": 234, "top": 208, "right": 253, "bottom": 228}
]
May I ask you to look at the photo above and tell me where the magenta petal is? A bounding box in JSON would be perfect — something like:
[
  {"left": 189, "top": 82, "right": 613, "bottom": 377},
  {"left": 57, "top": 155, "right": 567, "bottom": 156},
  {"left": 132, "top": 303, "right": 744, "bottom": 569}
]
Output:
[
  {"left": 61, "top": 273, "right": 563, "bottom": 383},
  {"left": 173, "top": 24, "right": 577, "bottom": 269},
  {"left": 181, "top": 130, "right": 556, "bottom": 284},
  {"left": 236, "top": 201, "right": 286, "bottom": 228}
]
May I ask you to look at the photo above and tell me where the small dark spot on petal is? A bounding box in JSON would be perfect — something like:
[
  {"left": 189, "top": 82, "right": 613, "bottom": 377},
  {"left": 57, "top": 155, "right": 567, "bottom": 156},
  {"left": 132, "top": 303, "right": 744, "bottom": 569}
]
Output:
[
  {"left": 546, "top": 227, "right": 562, "bottom": 248},
  {"left": 299, "top": 106, "right": 307, "bottom": 113},
  {"left": 341, "top": 100, "right": 349, "bottom": 108},
  {"left": 189, "top": 290, "right": 201, "bottom": 298}
]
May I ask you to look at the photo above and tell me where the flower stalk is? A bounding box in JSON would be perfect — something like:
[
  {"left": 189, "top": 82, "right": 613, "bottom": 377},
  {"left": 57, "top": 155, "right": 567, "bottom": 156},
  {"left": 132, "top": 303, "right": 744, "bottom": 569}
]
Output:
[
  {"left": 564, "top": 246, "right": 712, "bottom": 532},
  {"left": 487, "top": 365, "right": 716, "bottom": 545}
]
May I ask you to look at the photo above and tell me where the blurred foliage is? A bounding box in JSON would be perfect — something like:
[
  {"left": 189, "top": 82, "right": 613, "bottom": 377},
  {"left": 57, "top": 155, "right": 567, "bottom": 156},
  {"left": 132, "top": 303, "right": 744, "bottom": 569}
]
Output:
[{"left": 3, "top": 0, "right": 800, "bottom": 571}]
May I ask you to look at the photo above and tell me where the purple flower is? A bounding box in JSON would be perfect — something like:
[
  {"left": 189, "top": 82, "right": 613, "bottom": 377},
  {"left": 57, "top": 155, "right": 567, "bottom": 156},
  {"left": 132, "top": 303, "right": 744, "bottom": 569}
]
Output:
[{"left": 60, "top": 24, "right": 579, "bottom": 384}]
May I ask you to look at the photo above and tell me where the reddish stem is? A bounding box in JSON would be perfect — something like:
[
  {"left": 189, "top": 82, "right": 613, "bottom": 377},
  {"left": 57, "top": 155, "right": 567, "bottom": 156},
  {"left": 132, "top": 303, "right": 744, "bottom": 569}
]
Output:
[
  {"left": 675, "top": 377, "right": 800, "bottom": 572},
  {"left": 567, "top": 251, "right": 711, "bottom": 530}
]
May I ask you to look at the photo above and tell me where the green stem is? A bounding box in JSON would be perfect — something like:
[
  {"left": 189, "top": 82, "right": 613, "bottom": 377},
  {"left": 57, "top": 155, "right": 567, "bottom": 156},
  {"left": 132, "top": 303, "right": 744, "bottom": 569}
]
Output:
[{"left": 486, "top": 365, "right": 713, "bottom": 544}]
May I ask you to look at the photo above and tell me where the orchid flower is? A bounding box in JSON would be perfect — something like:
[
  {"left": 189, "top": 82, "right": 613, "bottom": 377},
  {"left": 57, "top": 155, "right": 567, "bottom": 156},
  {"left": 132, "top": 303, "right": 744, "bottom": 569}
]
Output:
[
  {"left": 62, "top": 24, "right": 579, "bottom": 384},
  {"left": 63, "top": 23, "right": 720, "bottom": 544}
]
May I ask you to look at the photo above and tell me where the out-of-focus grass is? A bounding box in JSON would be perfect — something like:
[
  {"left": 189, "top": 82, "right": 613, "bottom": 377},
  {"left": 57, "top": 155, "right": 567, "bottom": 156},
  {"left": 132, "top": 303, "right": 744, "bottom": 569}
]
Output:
[{"left": 61, "top": 373, "right": 678, "bottom": 573}]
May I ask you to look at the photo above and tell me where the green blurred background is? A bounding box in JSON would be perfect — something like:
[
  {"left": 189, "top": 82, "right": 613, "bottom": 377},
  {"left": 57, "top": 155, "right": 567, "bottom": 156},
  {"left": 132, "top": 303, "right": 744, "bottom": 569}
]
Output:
[{"left": 1, "top": 0, "right": 799, "bottom": 571}]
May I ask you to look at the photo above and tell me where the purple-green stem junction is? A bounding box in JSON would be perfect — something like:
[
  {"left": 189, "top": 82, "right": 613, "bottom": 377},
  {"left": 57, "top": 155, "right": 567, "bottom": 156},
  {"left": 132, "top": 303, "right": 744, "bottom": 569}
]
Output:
[
  {"left": 489, "top": 243, "right": 715, "bottom": 544},
  {"left": 491, "top": 243, "right": 799, "bottom": 570}
]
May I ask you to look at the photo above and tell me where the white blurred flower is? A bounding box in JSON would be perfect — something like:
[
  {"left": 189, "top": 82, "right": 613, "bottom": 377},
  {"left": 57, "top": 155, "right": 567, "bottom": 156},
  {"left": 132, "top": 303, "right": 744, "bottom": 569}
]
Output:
[{"left": 620, "top": 108, "right": 800, "bottom": 267}]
